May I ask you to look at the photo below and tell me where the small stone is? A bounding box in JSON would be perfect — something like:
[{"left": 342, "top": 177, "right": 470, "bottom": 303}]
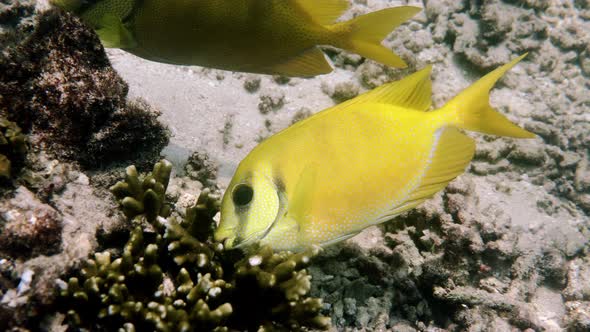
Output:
[
  {"left": 575, "top": 159, "right": 590, "bottom": 192},
  {"left": 0, "top": 187, "right": 63, "bottom": 258},
  {"left": 258, "top": 89, "right": 285, "bottom": 114},
  {"left": 322, "top": 81, "right": 360, "bottom": 103},
  {"left": 243, "top": 75, "right": 261, "bottom": 93},
  {"left": 564, "top": 301, "right": 590, "bottom": 331},
  {"left": 507, "top": 141, "right": 546, "bottom": 166},
  {"left": 580, "top": 50, "right": 590, "bottom": 76},
  {"left": 564, "top": 257, "right": 590, "bottom": 301}
]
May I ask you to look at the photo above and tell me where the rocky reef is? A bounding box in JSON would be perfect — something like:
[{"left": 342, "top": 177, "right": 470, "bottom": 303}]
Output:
[{"left": 0, "top": 1, "right": 169, "bottom": 169}]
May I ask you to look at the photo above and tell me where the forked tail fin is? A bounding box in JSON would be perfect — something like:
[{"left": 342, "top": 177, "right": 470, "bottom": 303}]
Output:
[
  {"left": 443, "top": 54, "right": 536, "bottom": 138},
  {"left": 333, "top": 6, "right": 421, "bottom": 68}
]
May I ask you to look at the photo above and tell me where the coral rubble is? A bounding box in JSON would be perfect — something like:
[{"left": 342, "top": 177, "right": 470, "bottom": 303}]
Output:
[{"left": 0, "top": 187, "right": 62, "bottom": 258}]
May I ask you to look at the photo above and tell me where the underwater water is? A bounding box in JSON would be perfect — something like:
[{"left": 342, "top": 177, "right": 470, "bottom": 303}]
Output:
[{"left": 1, "top": 0, "right": 590, "bottom": 331}]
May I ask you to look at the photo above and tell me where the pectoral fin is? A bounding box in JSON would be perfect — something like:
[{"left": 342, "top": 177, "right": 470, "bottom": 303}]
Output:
[
  {"left": 266, "top": 47, "right": 333, "bottom": 77},
  {"left": 95, "top": 14, "right": 137, "bottom": 49},
  {"left": 289, "top": 163, "right": 318, "bottom": 225}
]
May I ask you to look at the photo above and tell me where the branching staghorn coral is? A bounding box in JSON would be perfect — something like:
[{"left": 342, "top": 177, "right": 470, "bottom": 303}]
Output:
[
  {"left": 60, "top": 159, "right": 330, "bottom": 331},
  {"left": 109, "top": 160, "right": 173, "bottom": 222}
]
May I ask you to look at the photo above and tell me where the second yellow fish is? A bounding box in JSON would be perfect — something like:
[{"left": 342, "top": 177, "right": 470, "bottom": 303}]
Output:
[
  {"left": 51, "top": 0, "right": 420, "bottom": 76},
  {"left": 214, "top": 54, "right": 535, "bottom": 251}
]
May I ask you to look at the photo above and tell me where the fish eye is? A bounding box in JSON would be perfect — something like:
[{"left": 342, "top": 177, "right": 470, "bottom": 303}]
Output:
[{"left": 232, "top": 184, "right": 254, "bottom": 206}]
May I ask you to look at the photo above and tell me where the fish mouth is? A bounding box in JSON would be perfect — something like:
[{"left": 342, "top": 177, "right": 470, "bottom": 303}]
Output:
[
  {"left": 216, "top": 227, "right": 266, "bottom": 250},
  {"left": 233, "top": 193, "right": 289, "bottom": 250},
  {"left": 230, "top": 230, "right": 267, "bottom": 249}
]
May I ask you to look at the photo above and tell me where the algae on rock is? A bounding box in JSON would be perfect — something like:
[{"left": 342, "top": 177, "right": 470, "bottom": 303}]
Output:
[{"left": 0, "top": 8, "right": 169, "bottom": 169}]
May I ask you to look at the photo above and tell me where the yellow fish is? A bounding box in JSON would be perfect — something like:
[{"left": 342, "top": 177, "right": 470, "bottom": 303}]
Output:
[
  {"left": 51, "top": 0, "right": 420, "bottom": 76},
  {"left": 214, "top": 54, "right": 535, "bottom": 251}
]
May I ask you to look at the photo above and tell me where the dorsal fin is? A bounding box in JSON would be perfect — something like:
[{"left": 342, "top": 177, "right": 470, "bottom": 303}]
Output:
[
  {"left": 295, "top": 0, "right": 350, "bottom": 25},
  {"left": 345, "top": 65, "right": 433, "bottom": 111},
  {"left": 265, "top": 47, "right": 333, "bottom": 77}
]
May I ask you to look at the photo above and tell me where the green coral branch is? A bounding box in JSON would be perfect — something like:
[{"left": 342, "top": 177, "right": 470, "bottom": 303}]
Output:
[
  {"left": 110, "top": 160, "right": 172, "bottom": 222},
  {"left": 0, "top": 117, "right": 28, "bottom": 180},
  {"left": 60, "top": 159, "right": 330, "bottom": 331}
]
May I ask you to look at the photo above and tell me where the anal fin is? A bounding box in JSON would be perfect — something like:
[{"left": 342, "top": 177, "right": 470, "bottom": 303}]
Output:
[
  {"left": 372, "top": 128, "right": 475, "bottom": 224},
  {"left": 266, "top": 47, "right": 333, "bottom": 77},
  {"left": 319, "top": 231, "right": 360, "bottom": 247},
  {"left": 407, "top": 128, "right": 475, "bottom": 202}
]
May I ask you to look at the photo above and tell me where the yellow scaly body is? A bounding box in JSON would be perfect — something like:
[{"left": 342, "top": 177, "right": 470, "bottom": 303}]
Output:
[
  {"left": 215, "top": 55, "right": 535, "bottom": 251},
  {"left": 51, "top": 0, "right": 420, "bottom": 76}
]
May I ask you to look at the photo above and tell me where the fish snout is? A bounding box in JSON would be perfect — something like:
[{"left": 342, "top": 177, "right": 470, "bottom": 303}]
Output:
[{"left": 222, "top": 237, "right": 237, "bottom": 249}]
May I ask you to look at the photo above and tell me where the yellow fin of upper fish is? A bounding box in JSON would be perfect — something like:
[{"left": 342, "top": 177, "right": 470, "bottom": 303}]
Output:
[
  {"left": 295, "top": 0, "right": 350, "bottom": 25},
  {"left": 267, "top": 47, "right": 333, "bottom": 77},
  {"left": 344, "top": 65, "right": 433, "bottom": 111},
  {"left": 339, "top": 6, "right": 421, "bottom": 68},
  {"left": 373, "top": 127, "right": 475, "bottom": 225},
  {"left": 95, "top": 14, "right": 137, "bottom": 49},
  {"left": 445, "top": 53, "right": 535, "bottom": 138}
]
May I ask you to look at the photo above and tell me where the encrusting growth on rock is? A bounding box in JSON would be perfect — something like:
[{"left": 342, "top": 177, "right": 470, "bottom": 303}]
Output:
[{"left": 60, "top": 159, "right": 330, "bottom": 331}]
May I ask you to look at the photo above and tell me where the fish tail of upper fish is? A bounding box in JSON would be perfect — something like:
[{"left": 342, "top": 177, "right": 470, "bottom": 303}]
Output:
[
  {"left": 326, "top": 6, "right": 422, "bottom": 68},
  {"left": 439, "top": 53, "right": 536, "bottom": 139}
]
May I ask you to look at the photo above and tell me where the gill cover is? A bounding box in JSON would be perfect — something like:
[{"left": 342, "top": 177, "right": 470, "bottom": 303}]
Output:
[{"left": 216, "top": 171, "right": 285, "bottom": 249}]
